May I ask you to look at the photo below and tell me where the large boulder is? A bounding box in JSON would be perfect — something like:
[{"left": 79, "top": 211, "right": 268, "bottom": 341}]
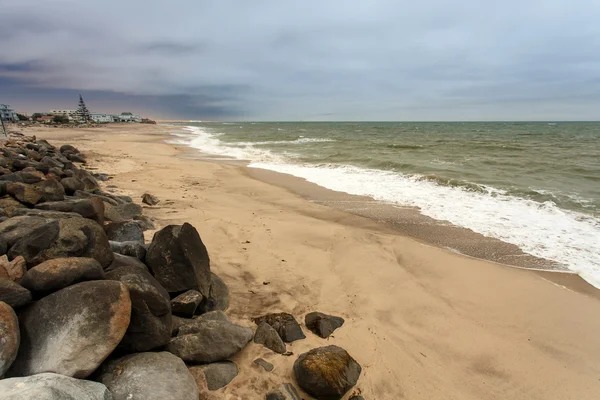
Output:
[
  {"left": 109, "top": 241, "right": 146, "bottom": 260},
  {"left": 104, "top": 203, "right": 143, "bottom": 223},
  {"left": 0, "top": 216, "right": 49, "bottom": 247},
  {"left": 146, "top": 223, "right": 211, "bottom": 296},
  {"left": 0, "top": 301, "right": 19, "bottom": 376},
  {"left": 17, "top": 170, "right": 44, "bottom": 184},
  {"left": 293, "top": 346, "right": 361, "bottom": 400},
  {"left": 305, "top": 312, "right": 345, "bottom": 339},
  {"left": 189, "top": 361, "right": 238, "bottom": 391},
  {"left": 196, "top": 273, "right": 230, "bottom": 314},
  {"left": 253, "top": 313, "right": 305, "bottom": 343},
  {"left": 105, "top": 265, "right": 172, "bottom": 352},
  {"left": 0, "top": 279, "right": 32, "bottom": 308},
  {"left": 20, "top": 257, "right": 105, "bottom": 295},
  {"left": 73, "top": 169, "right": 100, "bottom": 191},
  {"left": 108, "top": 253, "right": 148, "bottom": 272},
  {"left": 60, "top": 177, "right": 85, "bottom": 195},
  {"left": 9, "top": 208, "right": 81, "bottom": 220},
  {"left": 254, "top": 322, "right": 286, "bottom": 354},
  {"left": 7, "top": 281, "right": 131, "bottom": 378},
  {"left": 171, "top": 315, "right": 194, "bottom": 336},
  {"left": 171, "top": 290, "right": 203, "bottom": 317},
  {"left": 9, "top": 217, "right": 113, "bottom": 268},
  {"left": 35, "top": 198, "right": 104, "bottom": 224},
  {"left": 33, "top": 178, "right": 65, "bottom": 202},
  {"left": 266, "top": 383, "right": 302, "bottom": 400},
  {"left": 167, "top": 314, "right": 253, "bottom": 363},
  {"left": 105, "top": 221, "right": 144, "bottom": 243},
  {"left": 0, "top": 197, "right": 25, "bottom": 215},
  {"left": 5, "top": 182, "right": 43, "bottom": 205},
  {"left": 0, "top": 373, "right": 113, "bottom": 400},
  {"left": 97, "top": 352, "right": 198, "bottom": 400}
]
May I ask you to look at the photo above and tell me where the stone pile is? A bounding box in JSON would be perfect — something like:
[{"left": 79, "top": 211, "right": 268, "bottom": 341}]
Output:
[{"left": 0, "top": 132, "right": 363, "bottom": 399}]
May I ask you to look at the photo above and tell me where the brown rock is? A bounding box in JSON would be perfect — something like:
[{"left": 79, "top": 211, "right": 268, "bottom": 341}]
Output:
[
  {"left": 142, "top": 193, "right": 160, "bottom": 206},
  {"left": 0, "top": 255, "right": 26, "bottom": 281},
  {"left": 0, "top": 279, "right": 32, "bottom": 308},
  {"left": 0, "top": 301, "right": 19, "bottom": 376},
  {"left": 20, "top": 257, "right": 105, "bottom": 294}
]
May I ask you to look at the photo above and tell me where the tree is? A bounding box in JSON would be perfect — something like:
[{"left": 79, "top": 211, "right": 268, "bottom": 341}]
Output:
[
  {"left": 53, "top": 115, "right": 69, "bottom": 124},
  {"left": 16, "top": 113, "right": 29, "bottom": 121},
  {"left": 32, "top": 113, "right": 43, "bottom": 120},
  {"left": 77, "top": 94, "right": 90, "bottom": 122}
]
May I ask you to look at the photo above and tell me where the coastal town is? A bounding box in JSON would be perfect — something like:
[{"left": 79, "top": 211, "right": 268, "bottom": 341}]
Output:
[{"left": 0, "top": 96, "right": 155, "bottom": 127}]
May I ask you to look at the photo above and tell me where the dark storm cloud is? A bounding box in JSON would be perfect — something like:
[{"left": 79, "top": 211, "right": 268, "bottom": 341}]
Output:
[{"left": 2, "top": 0, "right": 600, "bottom": 120}]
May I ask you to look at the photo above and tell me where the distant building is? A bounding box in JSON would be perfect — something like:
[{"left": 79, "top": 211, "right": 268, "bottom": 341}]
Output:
[
  {"left": 118, "top": 112, "right": 142, "bottom": 123},
  {"left": 37, "top": 116, "right": 55, "bottom": 123},
  {"left": 0, "top": 104, "right": 18, "bottom": 122},
  {"left": 90, "top": 113, "right": 114, "bottom": 123},
  {"left": 50, "top": 109, "right": 79, "bottom": 121}
]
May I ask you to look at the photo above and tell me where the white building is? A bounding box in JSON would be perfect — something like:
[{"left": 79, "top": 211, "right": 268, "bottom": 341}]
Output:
[
  {"left": 118, "top": 112, "right": 142, "bottom": 123},
  {"left": 0, "top": 104, "right": 18, "bottom": 122},
  {"left": 50, "top": 109, "right": 79, "bottom": 121},
  {"left": 90, "top": 113, "right": 114, "bottom": 123}
]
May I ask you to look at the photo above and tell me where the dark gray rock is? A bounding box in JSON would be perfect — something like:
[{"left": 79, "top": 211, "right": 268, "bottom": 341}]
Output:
[
  {"left": 133, "top": 215, "right": 154, "bottom": 231},
  {"left": 8, "top": 217, "right": 113, "bottom": 268},
  {"left": 171, "top": 315, "right": 194, "bottom": 336},
  {"left": 195, "top": 361, "right": 238, "bottom": 390},
  {"left": 7, "top": 281, "right": 131, "bottom": 378},
  {"left": 254, "top": 358, "right": 274, "bottom": 372},
  {"left": 104, "top": 203, "right": 143, "bottom": 223},
  {"left": 183, "top": 310, "right": 230, "bottom": 331},
  {"left": 105, "top": 221, "right": 144, "bottom": 244},
  {"left": 97, "top": 352, "right": 198, "bottom": 400},
  {"left": 146, "top": 223, "right": 211, "bottom": 295},
  {"left": 33, "top": 178, "right": 66, "bottom": 202},
  {"left": 167, "top": 317, "right": 253, "bottom": 363},
  {"left": 305, "top": 312, "right": 345, "bottom": 339},
  {"left": 105, "top": 265, "right": 171, "bottom": 352},
  {"left": 0, "top": 301, "right": 19, "bottom": 376},
  {"left": 107, "top": 253, "right": 148, "bottom": 272},
  {"left": 253, "top": 313, "right": 305, "bottom": 343},
  {"left": 254, "top": 321, "right": 286, "bottom": 354},
  {"left": 266, "top": 383, "right": 302, "bottom": 400},
  {"left": 9, "top": 208, "right": 82, "bottom": 219},
  {"left": 67, "top": 153, "right": 86, "bottom": 163},
  {"left": 142, "top": 193, "right": 159, "bottom": 206},
  {"left": 109, "top": 241, "right": 146, "bottom": 260},
  {"left": 196, "top": 273, "right": 230, "bottom": 314},
  {"left": 20, "top": 257, "right": 105, "bottom": 295},
  {"left": 0, "top": 173, "right": 24, "bottom": 183},
  {"left": 60, "top": 144, "right": 79, "bottom": 154},
  {"left": 0, "top": 278, "right": 32, "bottom": 308},
  {"left": 0, "top": 373, "right": 113, "bottom": 400},
  {"left": 74, "top": 190, "right": 119, "bottom": 206},
  {"left": 0, "top": 216, "right": 49, "bottom": 247},
  {"left": 73, "top": 169, "right": 99, "bottom": 191},
  {"left": 0, "top": 236, "right": 6, "bottom": 256},
  {"left": 171, "top": 289, "right": 203, "bottom": 317},
  {"left": 60, "top": 177, "right": 85, "bottom": 195},
  {"left": 35, "top": 198, "right": 104, "bottom": 224},
  {"left": 293, "top": 345, "right": 361, "bottom": 400}
]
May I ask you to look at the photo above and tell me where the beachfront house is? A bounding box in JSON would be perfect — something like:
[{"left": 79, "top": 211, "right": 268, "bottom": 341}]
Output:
[
  {"left": 118, "top": 112, "right": 142, "bottom": 123},
  {"left": 90, "top": 113, "right": 115, "bottom": 123},
  {"left": 50, "top": 109, "right": 80, "bottom": 121},
  {"left": 0, "top": 104, "right": 18, "bottom": 122}
]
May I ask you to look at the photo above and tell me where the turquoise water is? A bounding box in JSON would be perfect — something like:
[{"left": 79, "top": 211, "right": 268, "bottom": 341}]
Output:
[{"left": 169, "top": 122, "right": 600, "bottom": 287}]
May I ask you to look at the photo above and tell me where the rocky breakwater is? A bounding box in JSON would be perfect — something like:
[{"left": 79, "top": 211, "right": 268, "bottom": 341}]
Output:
[{"left": 0, "top": 131, "right": 363, "bottom": 399}]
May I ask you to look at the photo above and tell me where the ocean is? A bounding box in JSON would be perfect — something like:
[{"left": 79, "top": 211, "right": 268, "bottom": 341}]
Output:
[{"left": 169, "top": 122, "right": 600, "bottom": 288}]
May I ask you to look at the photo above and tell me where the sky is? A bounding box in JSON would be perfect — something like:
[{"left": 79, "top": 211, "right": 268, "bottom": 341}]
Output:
[{"left": 1, "top": 0, "right": 600, "bottom": 121}]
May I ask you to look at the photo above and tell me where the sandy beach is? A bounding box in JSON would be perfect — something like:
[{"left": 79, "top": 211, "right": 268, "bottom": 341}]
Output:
[{"left": 17, "top": 122, "right": 600, "bottom": 400}]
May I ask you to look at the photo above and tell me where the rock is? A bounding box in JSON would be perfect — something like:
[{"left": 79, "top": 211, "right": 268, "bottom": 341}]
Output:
[
  {"left": 133, "top": 215, "right": 154, "bottom": 231},
  {"left": 0, "top": 301, "right": 19, "bottom": 376},
  {"left": 97, "top": 352, "right": 198, "bottom": 400},
  {"left": 109, "top": 241, "right": 146, "bottom": 260},
  {"left": 60, "top": 144, "right": 79, "bottom": 153},
  {"left": 35, "top": 198, "right": 104, "bottom": 224},
  {"left": 9, "top": 217, "right": 113, "bottom": 268},
  {"left": 20, "top": 257, "right": 105, "bottom": 295},
  {"left": 253, "top": 313, "right": 306, "bottom": 343},
  {"left": 293, "top": 345, "right": 361, "bottom": 400},
  {"left": 33, "top": 178, "right": 66, "bottom": 202},
  {"left": 266, "top": 383, "right": 302, "bottom": 400},
  {"left": 167, "top": 317, "right": 253, "bottom": 363},
  {"left": 305, "top": 312, "right": 345, "bottom": 339},
  {"left": 75, "top": 190, "right": 119, "bottom": 206},
  {"left": 181, "top": 310, "right": 230, "bottom": 331},
  {"left": 0, "top": 236, "right": 6, "bottom": 256},
  {"left": 196, "top": 273, "right": 230, "bottom": 314},
  {"left": 67, "top": 153, "right": 86, "bottom": 163},
  {"left": 187, "top": 366, "right": 219, "bottom": 400},
  {"left": 0, "top": 255, "right": 26, "bottom": 281},
  {"left": 172, "top": 315, "right": 194, "bottom": 336},
  {"left": 105, "top": 265, "right": 171, "bottom": 352},
  {"left": 60, "top": 177, "right": 85, "bottom": 195},
  {"left": 349, "top": 396, "right": 365, "bottom": 400},
  {"left": 105, "top": 221, "right": 144, "bottom": 244},
  {"left": 141, "top": 193, "right": 160, "bottom": 206},
  {"left": 254, "top": 322, "right": 287, "bottom": 354},
  {"left": 107, "top": 253, "right": 148, "bottom": 272},
  {"left": 146, "top": 223, "right": 211, "bottom": 295},
  {"left": 0, "top": 173, "right": 24, "bottom": 183},
  {"left": 0, "top": 197, "right": 25, "bottom": 215},
  {"left": 104, "top": 203, "right": 143, "bottom": 223},
  {"left": 254, "top": 358, "right": 274, "bottom": 372},
  {"left": 0, "top": 373, "right": 113, "bottom": 400},
  {"left": 93, "top": 173, "right": 111, "bottom": 182},
  {"left": 192, "top": 361, "right": 238, "bottom": 390},
  {"left": 74, "top": 169, "right": 100, "bottom": 191},
  {"left": 7, "top": 281, "right": 131, "bottom": 378},
  {"left": 0, "top": 216, "right": 46, "bottom": 247},
  {"left": 6, "top": 182, "right": 43, "bottom": 205},
  {"left": 9, "top": 208, "right": 82, "bottom": 220},
  {"left": 0, "top": 279, "right": 32, "bottom": 308},
  {"left": 171, "top": 289, "right": 203, "bottom": 317},
  {"left": 17, "top": 170, "right": 44, "bottom": 184}
]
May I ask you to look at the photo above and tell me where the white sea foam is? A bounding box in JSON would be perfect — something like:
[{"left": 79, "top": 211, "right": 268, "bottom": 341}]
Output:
[{"left": 172, "top": 126, "right": 600, "bottom": 288}]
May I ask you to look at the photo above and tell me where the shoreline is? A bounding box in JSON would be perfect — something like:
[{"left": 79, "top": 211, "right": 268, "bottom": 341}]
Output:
[{"left": 19, "top": 123, "right": 600, "bottom": 399}]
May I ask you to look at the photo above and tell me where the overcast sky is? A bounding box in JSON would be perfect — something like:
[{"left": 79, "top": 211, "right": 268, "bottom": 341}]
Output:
[{"left": 2, "top": 0, "right": 600, "bottom": 120}]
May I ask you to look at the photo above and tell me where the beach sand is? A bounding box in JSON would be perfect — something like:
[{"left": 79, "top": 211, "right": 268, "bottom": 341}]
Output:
[{"left": 19, "top": 123, "right": 600, "bottom": 399}]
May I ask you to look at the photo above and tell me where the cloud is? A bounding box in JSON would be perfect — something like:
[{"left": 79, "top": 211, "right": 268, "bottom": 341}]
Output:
[{"left": 1, "top": 0, "right": 600, "bottom": 120}]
